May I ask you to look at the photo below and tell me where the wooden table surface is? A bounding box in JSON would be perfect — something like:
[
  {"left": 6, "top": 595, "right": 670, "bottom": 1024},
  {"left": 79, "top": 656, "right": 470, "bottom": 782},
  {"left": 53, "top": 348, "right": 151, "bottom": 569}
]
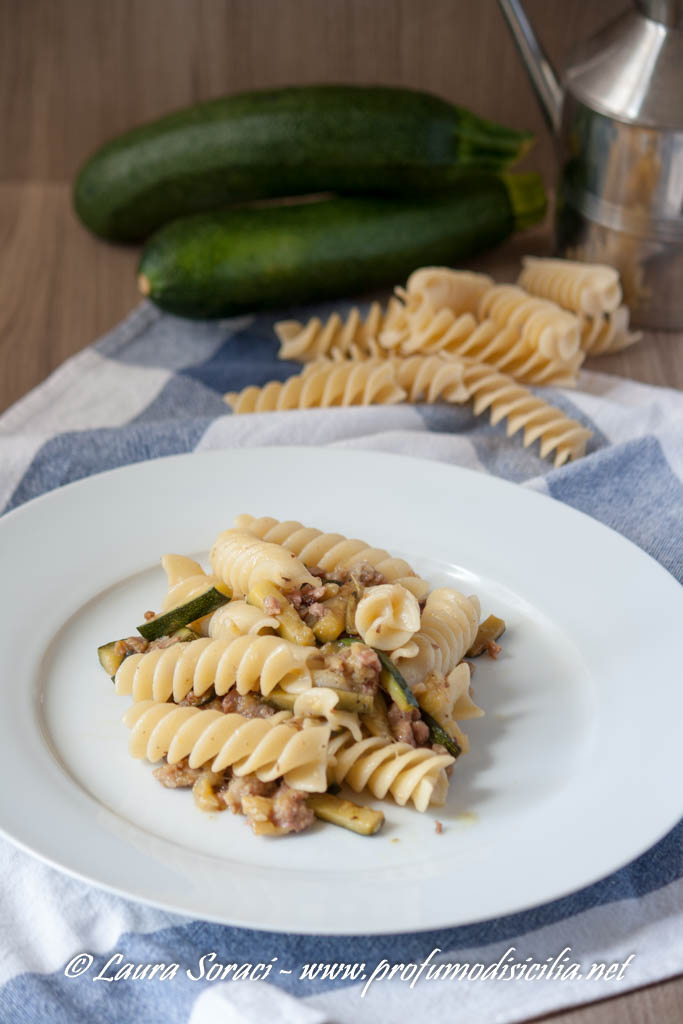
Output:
[{"left": 1, "top": 1, "right": 681, "bottom": 1020}]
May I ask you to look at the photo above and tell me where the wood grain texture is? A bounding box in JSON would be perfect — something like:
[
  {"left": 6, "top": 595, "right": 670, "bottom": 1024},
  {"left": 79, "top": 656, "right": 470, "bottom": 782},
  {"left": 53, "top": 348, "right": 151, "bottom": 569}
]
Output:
[{"left": 0, "top": 0, "right": 629, "bottom": 183}]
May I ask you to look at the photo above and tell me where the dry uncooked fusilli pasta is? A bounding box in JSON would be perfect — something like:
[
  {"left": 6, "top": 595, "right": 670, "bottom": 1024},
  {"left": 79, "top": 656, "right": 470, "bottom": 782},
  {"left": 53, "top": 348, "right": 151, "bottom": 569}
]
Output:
[
  {"left": 225, "top": 359, "right": 405, "bottom": 413},
  {"left": 392, "top": 354, "right": 470, "bottom": 403},
  {"left": 275, "top": 301, "right": 401, "bottom": 362},
  {"left": 114, "top": 634, "right": 314, "bottom": 702},
  {"left": 226, "top": 357, "right": 591, "bottom": 466},
  {"left": 518, "top": 257, "right": 622, "bottom": 316},
  {"left": 210, "top": 528, "right": 319, "bottom": 595},
  {"left": 393, "top": 587, "right": 480, "bottom": 684},
  {"left": 461, "top": 359, "right": 592, "bottom": 467},
  {"left": 398, "top": 267, "right": 494, "bottom": 318},
  {"left": 379, "top": 308, "right": 479, "bottom": 357},
  {"left": 124, "top": 702, "right": 330, "bottom": 792},
  {"left": 234, "top": 513, "right": 430, "bottom": 600},
  {"left": 328, "top": 732, "right": 454, "bottom": 811},
  {"left": 354, "top": 583, "right": 421, "bottom": 651},
  {"left": 478, "top": 284, "right": 582, "bottom": 364},
  {"left": 579, "top": 307, "right": 642, "bottom": 355}
]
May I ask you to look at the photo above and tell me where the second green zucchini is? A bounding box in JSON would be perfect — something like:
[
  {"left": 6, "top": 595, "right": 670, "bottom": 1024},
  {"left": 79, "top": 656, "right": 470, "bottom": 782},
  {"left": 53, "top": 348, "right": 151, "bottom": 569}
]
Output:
[{"left": 138, "top": 174, "right": 546, "bottom": 319}]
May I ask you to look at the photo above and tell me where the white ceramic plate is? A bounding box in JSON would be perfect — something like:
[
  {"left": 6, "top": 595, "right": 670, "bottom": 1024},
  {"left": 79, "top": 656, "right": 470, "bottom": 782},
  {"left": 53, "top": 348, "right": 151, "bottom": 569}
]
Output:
[{"left": 1, "top": 447, "right": 681, "bottom": 935}]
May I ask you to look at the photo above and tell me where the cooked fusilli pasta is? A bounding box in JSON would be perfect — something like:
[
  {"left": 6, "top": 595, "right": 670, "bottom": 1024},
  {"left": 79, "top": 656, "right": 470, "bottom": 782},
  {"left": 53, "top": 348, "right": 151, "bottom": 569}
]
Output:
[
  {"left": 393, "top": 587, "right": 480, "bottom": 685},
  {"left": 518, "top": 257, "right": 622, "bottom": 316},
  {"left": 114, "top": 634, "right": 314, "bottom": 702},
  {"left": 293, "top": 688, "right": 363, "bottom": 741},
  {"left": 160, "top": 554, "right": 229, "bottom": 613},
  {"left": 210, "top": 528, "right": 319, "bottom": 595},
  {"left": 328, "top": 732, "right": 454, "bottom": 811},
  {"left": 124, "top": 701, "right": 330, "bottom": 792},
  {"left": 417, "top": 663, "right": 483, "bottom": 755},
  {"left": 354, "top": 583, "right": 421, "bottom": 651},
  {"left": 234, "top": 513, "right": 430, "bottom": 600},
  {"left": 206, "top": 600, "right": 279, "bottom": 639}
]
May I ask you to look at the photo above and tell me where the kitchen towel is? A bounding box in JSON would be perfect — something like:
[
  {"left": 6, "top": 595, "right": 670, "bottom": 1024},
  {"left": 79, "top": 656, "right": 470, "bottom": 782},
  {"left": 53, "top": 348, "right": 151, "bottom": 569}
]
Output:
[{"left": 0, "top": 299, "right": 681, "bottom": 1024}]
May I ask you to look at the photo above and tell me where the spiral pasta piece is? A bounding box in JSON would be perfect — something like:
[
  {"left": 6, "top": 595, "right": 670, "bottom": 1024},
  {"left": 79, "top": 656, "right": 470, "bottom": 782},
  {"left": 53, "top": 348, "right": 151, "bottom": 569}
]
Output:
[
  {"left": 392, "top": 354, "right": 470, "bottom": 403},
  {"left": 210, "top": 528, "right": 319, "bottom": 595},
  {"left": 207, "top": 601, "right": 279, "bottom": 640},
  {"left": 393, "top": 587, "right": 480, "bottom": 685},
  {"left": 579, "top": 307, "right": 642, "bottom": 355},
  {"left": 518, "top": 257, "right": 622, "bottom": 316},
  {"left": 227, "top": 356, "right": 591, "bottom": 466},
  {"left": 461, "top": 360, "right": 593, "bottom": 467},
  {"left": 234, "top": 513, "right": 429, "bottom": 601},
  {"left": 328, "top": 732, "right": 454, "bottom": 811},
  {"left": 160, "top": 554, "right": 230, "bottom": 614},
  {"left": 114, "top": 634, "right": 315, "bottom": 702},
  {"left": 441, "top": 318, "right": 583, "bottom": 386},
  {"left": 478, "top": 284, "right": 582, "bottom": 363},
  {"left": 398, "top": 267, "right": 494, "bottom": 318},
  {"left": 354, "top": 583, "right": 421, "bottom": 651},
  {"left": 225, "top": 358, "right": 405, "bottom": 413},
  {"left": 379, "top": 308, "right": 480, "bottom": 357},
  {"left": 124, "top": 702, "right": 330, "bottom": 792},
  {"left": 293, "top": 687, "right": 363, "bottom": 741},
  {"left": 275, "top": 301, "right": 402, "bottom": 362}
]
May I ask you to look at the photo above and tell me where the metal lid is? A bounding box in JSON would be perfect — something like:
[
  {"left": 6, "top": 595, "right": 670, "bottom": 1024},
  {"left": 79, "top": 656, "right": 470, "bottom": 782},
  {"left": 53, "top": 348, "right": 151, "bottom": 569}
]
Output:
[
  {"left": 566, "top": 7, "right": 683, "bottom": 129},
  {"left": 636, "top": 0, "right": 683, "bottom": 28}
]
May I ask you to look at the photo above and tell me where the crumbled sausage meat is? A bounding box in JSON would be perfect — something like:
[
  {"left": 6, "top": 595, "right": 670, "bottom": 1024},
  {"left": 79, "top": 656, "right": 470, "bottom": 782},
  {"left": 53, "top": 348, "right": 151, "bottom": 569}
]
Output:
[
  {"left": 318, "top": 642, "right": 381, "bottom": 694},
  {"left": 271, "top": 783, "right": 314, "bottom": 833},
  {"left": 153, "top": 757, "right": 206, "bottom": 788},
  {"left": 221, "top": 691, "right": 276, "bottom": 718},
  {"left": 147, "top": 633, "right": 185, "bottom": 651},
  {"left": 220, "top": 775, "right": 277, "bottom": 814},
  {"left": 114, "top": 636, "right": 149, "bottom": 658},
  {"left": 388, "top": 704, "right": 430, "bottom": 747}
]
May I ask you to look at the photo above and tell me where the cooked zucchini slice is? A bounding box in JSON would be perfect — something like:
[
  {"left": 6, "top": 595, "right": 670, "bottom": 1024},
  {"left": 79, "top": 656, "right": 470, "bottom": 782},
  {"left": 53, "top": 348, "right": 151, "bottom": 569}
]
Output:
[
  {"left": 247, "top": 581, "right": 315, "bottom": 646},
  {"left": 466, "top": 614, "right": 506, "bottom": 656},
  {"left": 97, "top": 641, "right": 125, "bottom": 677},
  {"left": 307, "top": 792, "right": 384, "bottom": 835},
  {"left": 340, "top": 637, "right": 461, "bottom": 758},
  {"left": 137, "top": 587, "right": 230, "bottom": 640},
  {"left": 266, "top": 685, "right": 373, "bottom": 714}
]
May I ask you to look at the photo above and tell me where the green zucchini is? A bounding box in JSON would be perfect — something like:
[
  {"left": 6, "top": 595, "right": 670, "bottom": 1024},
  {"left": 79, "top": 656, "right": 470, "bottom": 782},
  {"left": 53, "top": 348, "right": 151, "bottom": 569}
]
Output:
[
  {"left": 266, "top": 686, "right": 373, "bottom": 714},
  {"left": 74, "top": 85, "right": 534, "bottom": 241},
  {"left": 137, "top": 587, "right": 230, "bottom": 641},
  {"left": 98, "top": 641, "right": 125, "bottom": 677},
  {"left": 138, "top": 175, "right": 545, "bottom": 319},
  {"left": 98, "top": 627, "right": 198, "bottom": 679}
]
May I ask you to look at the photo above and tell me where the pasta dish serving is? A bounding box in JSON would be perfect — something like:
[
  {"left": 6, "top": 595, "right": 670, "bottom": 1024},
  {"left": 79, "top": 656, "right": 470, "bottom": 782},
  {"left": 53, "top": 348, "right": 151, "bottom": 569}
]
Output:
[{"left": 98, "top": 515, "right": 504, "bottom": 838}]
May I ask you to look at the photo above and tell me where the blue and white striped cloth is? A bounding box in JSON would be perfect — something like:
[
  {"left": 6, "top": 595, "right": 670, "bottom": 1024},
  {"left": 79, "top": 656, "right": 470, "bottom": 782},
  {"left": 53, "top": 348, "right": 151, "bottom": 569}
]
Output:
[{"left": 0, "top": 300, "right": 681, "bottom": 1024}]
